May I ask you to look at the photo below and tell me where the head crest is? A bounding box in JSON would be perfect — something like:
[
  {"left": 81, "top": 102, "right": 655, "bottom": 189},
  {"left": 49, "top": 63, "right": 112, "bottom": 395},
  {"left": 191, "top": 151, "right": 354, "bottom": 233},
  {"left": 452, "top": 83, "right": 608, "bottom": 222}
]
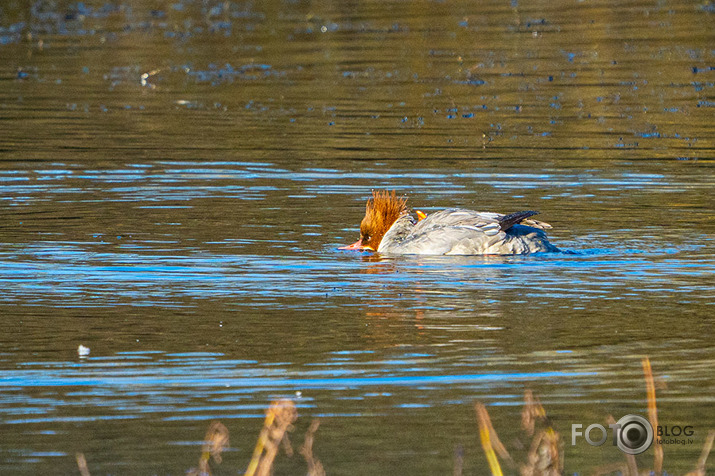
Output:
[{"left": 359, "top": 190, "right": 408, "bottom": 250}]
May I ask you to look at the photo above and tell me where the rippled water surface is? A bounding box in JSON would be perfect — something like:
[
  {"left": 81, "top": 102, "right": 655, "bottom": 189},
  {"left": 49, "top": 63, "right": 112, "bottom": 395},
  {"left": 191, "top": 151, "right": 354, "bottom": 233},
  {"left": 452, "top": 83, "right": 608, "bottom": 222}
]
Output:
[{"left": 1, "top": 0, "right": 713, "bottom": 474}]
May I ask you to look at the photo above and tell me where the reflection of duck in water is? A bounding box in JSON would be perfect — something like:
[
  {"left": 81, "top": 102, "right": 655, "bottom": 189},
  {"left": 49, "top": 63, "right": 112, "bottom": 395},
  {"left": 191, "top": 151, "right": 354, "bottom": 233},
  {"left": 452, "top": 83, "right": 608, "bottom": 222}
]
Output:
[{"left": 340, "top": 191, "right": 559, "bottom": 255}]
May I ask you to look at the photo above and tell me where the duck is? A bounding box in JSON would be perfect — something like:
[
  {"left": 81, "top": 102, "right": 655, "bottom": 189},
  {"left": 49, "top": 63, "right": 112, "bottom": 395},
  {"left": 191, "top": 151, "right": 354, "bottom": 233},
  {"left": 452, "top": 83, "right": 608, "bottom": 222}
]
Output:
[{"left": 339, "top": 190, "right": 559, "bottom": 255}]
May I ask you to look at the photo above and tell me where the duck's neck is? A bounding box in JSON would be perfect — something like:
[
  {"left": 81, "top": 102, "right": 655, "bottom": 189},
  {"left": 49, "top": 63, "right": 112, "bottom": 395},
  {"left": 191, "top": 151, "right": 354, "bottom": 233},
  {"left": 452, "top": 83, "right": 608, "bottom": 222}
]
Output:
[{"left": 377, "top": 214, "right": 415, "bottom": 252}]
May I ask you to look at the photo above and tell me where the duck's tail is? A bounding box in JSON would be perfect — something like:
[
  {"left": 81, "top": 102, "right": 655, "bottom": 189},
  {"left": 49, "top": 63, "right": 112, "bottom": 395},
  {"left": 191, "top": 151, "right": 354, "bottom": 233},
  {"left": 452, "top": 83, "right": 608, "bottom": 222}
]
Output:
[{"left": 521, "top": 218, "right": 552, "bottom": 229}]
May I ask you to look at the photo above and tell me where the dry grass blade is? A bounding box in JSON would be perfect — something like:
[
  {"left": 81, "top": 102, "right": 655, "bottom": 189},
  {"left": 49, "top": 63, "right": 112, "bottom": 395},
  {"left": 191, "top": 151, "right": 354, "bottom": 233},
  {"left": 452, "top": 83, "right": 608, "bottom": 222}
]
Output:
[
  {"left": 204, "top": 421, "right": 230, "bottom": 472},
  {"left": 605, "top": 415, "right": 637, "bottom": 476},
  {"left": 697, "top": 430, "right": 715, "bottom": 472},
  {"left": 475, "top": 402, "right": 504, "bottom": 476},
  {"left": 475, "top": 402, "right": 513, "bottom": 466},
  {"left": 187, "top": 421, "right": 230, "bottom": 476},
  {"left": 76, "top": 452, "right": 90, "bottom": 476},
  {"left": 642, "top": 357, "right": 663, "bottom": 475},
  {"left": 685, "top": 429, "right": 715, "bottom": 476},
  {"left": 245, "top": 399, "right": 298, "bottom": 476},
  {"left": 521, "top": 390, "right": 562, "bottom": 476},
  {"left": 453, "top": 444, "right": 464, "bottom": 476},
  {"left": 300, "top": 419, "right": 326, "bottom": 476},
  {"left": 522, "top": 390, "right": 549, "bottom": 437},
  {"left": 522, "top": 428, "right": 562, "bottom": 476}
]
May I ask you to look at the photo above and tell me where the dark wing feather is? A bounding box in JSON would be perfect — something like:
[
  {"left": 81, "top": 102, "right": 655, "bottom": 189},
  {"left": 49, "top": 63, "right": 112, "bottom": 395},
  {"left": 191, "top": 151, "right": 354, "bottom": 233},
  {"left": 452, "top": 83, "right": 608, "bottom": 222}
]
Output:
[{"left": 497, "top": 210, "right": 539, "bottom": 231}]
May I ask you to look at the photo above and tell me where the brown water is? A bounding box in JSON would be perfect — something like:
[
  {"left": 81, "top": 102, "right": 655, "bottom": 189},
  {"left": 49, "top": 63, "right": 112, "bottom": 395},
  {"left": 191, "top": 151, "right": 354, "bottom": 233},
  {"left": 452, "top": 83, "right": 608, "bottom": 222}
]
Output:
[{"left": 0, "top": 0, "right": 713, "bottom": 474}]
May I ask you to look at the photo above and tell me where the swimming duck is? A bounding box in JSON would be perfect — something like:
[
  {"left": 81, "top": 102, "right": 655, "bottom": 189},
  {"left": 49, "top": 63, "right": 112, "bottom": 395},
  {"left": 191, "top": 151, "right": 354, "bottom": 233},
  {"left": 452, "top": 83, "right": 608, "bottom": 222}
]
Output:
[{"left": 339, "top": 191, "right": 559, "bottom": 255}]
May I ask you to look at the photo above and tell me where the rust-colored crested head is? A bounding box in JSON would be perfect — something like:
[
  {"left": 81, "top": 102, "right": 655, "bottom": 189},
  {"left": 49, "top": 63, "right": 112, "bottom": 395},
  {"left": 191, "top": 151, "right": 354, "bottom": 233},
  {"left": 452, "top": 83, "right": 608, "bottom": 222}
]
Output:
[{"left": 358, "top": 190, "right": 408, "bottom": 250}]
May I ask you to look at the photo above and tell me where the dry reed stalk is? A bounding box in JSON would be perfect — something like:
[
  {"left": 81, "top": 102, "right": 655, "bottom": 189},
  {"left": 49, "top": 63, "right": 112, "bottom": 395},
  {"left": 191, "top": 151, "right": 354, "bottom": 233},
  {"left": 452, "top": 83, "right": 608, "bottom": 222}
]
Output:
[
  {"left": 642, "top": 357, "right": 663, "bottom": 475},
  {"left": 522, "top": 390, "right": 549, "bottom": 437},
  {"left": 76, "top": 452, "right": 90, "bottom": 476},
  {"left": 453, "top": 444, "right": 464, "bottom": 476},
  {"left": 187, "top": 420, "right": 230, "bottom": 476},
  {"left": 476, "top": 401, "right": 514, "bottom": 466},
  {"left": 605, "top": 415, "right": 637, "bottom": 476},
  {"left": 522, "top": 427, "right": 562, "bottom": 476},
  {"left": 685, "top": 429, "right": 715, "bottom": 476},
  {"left": 300, "top": 419, "right": 325, "bottom": 476},
  {"left": 245, "top": 399, "right": 298, "bottom": 476},
  {"left": 476, "top": 393, "right": 562, "bottom": 476},
  {"left": 475, "top": 402, "right": 505, "bottom": 476},
  {"left": 521, "top": 390, "right": 562, "bottom": 476}
]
